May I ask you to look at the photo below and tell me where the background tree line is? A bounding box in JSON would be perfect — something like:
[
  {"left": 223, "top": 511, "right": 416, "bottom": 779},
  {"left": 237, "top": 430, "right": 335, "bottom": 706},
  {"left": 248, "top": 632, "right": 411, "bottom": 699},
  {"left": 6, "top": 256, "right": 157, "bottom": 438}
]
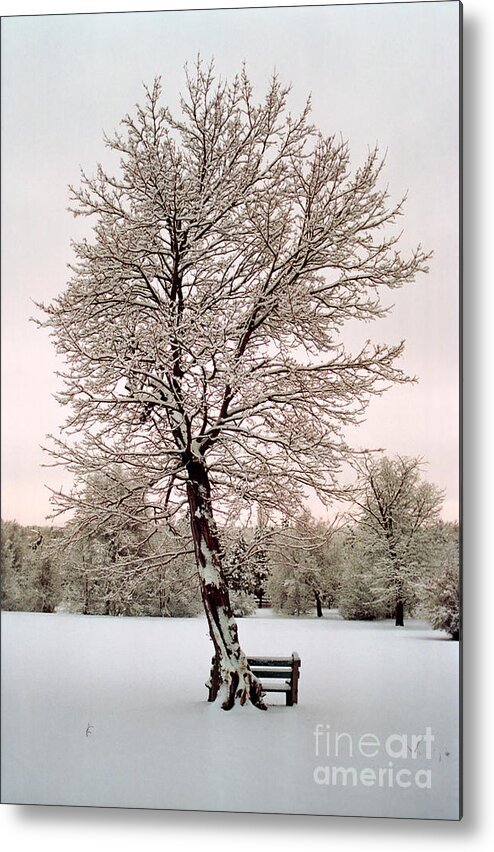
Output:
[
  {"left": 1, "top": 456, "right": 459, "bottom": 639},
  {"left": 0, "top": 519, "right": 202, "bottom": 619}
]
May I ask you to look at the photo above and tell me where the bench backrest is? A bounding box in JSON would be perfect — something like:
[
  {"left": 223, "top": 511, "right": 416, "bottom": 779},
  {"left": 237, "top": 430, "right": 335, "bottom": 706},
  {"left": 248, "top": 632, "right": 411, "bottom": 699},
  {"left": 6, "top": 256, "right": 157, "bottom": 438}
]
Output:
[{"left": 207, "top": 652, "right": 300, "bottom": 705}]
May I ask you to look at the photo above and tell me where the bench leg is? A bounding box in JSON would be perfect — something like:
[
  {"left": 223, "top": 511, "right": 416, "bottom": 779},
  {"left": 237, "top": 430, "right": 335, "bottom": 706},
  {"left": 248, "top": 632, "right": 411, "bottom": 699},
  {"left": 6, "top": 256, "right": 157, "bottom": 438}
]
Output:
[{"left": 290, "top": 657, "right": 300, "bottom": 705}]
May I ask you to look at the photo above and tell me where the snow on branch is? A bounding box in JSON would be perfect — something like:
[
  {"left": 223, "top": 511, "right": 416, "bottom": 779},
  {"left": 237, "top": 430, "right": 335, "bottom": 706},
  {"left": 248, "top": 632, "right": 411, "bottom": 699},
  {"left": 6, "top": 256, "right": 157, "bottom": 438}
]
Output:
[{"left": 39, "top": 61, "right": 430, "bottom": 527}]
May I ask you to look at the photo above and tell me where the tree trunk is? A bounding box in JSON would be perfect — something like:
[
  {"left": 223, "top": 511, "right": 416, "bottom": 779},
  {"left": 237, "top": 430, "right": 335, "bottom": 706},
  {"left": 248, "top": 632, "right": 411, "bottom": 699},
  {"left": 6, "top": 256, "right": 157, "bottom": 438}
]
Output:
[
  {"left": 83, "top": 574, "right": 90, "bottom": 615},
  {"left": 39, "top": 558, "right": 54, "bottom": 613},
  {"left": 314, "top": 590, "right": 323, "bottom": 618},
  {"left": 395, "top": 599, "right": 404, "bottom": 627},
  {"left": 186, "top": 458, "right": 266, "bottom": 710},
  {"left": 158, "top": 572, "right": 166, "bottom": 617}
]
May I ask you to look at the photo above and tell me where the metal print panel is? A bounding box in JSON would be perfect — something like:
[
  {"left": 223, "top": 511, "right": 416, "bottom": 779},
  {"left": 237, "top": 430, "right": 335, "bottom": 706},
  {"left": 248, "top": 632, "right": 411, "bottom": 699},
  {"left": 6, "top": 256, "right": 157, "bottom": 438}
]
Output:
[{"left": 1, "top": 1, "right": 461, "bottom": 820}]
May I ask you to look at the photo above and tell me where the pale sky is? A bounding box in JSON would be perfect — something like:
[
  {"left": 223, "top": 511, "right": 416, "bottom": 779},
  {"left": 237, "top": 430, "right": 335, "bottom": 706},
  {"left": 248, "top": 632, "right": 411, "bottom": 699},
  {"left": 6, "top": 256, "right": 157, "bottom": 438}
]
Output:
[{"left": 1, "top": 0, "right": 460, "bottom": 525}]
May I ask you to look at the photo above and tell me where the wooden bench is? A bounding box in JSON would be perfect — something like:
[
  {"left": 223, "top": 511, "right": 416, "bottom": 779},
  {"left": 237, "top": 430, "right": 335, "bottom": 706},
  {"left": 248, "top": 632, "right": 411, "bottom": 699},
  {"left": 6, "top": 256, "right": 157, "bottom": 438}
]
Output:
[{"left": 207, "top": 653, "right": 301, "bottom": 706}]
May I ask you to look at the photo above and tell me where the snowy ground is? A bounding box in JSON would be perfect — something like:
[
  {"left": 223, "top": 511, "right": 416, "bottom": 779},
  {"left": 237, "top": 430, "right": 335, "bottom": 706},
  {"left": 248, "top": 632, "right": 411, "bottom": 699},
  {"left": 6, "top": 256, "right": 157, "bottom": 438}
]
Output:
[{"left": 1, "top": 609, "right": 459, "bottom": 819}]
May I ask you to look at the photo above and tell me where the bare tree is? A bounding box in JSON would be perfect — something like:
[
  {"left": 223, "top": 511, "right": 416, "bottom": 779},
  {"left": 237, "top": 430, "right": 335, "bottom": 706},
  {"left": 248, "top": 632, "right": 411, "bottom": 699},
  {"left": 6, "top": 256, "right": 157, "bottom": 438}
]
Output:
[
  {"left": 350, "top": 455, "right": 444, "bottom": 626},
  {"left": 38, "top": 61, "right": 429, "bottom": 708}
]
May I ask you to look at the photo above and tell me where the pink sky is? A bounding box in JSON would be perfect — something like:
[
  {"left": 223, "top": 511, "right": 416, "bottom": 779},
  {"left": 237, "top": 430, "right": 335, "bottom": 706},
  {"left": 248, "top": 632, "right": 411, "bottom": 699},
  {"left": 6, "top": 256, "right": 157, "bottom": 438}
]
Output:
[{"left": 1, "top": 1, "right": 460, "bottom": 526}]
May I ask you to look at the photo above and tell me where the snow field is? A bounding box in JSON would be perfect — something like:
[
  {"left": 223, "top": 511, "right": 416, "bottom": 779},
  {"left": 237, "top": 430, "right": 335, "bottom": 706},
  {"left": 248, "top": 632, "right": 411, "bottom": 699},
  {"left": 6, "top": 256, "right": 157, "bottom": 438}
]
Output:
[{"left": 1, "top": 610, "right": 459, "bottom": 819}]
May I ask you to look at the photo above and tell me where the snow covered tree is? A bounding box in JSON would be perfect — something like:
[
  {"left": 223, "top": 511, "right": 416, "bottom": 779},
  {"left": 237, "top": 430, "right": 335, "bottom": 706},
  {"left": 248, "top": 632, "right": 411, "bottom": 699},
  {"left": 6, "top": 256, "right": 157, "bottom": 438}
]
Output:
[
  {"left": 1, "top": 520, "right": 27, "bottom": 610},
  {"left": 145, "top": 524, "right": 202, "bottom": 617},
  {"left": 425, "top": 561, "right": 460, "bottom": 640},
  {"left": 1, "top": 520, "right": 60, "bottom": 612},
  {"left": 250, "top": 527, "right": 271, "bottom": 608},
  {"left": 268, "top": 517, "right": 341, "bottom": 616},
  {"left": 418, "top": 522, "right": 460, "bottom": 639},
  {"left": 338, "top": 525, "right": 391, "bottom": 620},
  {"left": 28, "top": 531, "right": 60, "bottom": 613},
  {"left": 57, "top": 526, "right": 201, "bottom": 617},
  {"left": 38, "top": 61, "right": 430, "bottom": 708},
  {"left": 57, "top": 535, "right": 107, "bottom": 614},
  {"left": 350, "top": 455, "right": 444, "bottom": 626},
  {"left": 221, "top": 532, "right": 258, "bottom": 615},
  {"left": 56, "top": 468, "right": 200, "bottom": 617},
  {"left": 320, "top": 533, "right": 345, "bottom": 609},
  {"left": 222, "top": 533, "right": 253, "bottom": 593},
  {"left": 267, "top": 562, "right": 315, "bottom": 616},
  {"left": 55, "top": 467, "right": 157, "bottom": 615}
]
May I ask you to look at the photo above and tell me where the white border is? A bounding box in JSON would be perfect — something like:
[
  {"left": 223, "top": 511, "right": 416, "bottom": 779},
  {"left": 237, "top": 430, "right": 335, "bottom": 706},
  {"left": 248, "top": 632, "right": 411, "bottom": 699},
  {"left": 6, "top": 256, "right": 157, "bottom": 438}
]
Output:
[{"left": 1, "top": 0, "right": 492, "bottom": 846}]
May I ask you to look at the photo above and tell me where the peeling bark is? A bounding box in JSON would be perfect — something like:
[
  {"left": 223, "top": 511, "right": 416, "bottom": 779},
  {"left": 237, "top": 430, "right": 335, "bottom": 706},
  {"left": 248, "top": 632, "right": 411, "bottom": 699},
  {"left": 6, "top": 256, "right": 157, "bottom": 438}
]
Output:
[{"left": 186, "top": 458, "right": 266, "bottom": 710}]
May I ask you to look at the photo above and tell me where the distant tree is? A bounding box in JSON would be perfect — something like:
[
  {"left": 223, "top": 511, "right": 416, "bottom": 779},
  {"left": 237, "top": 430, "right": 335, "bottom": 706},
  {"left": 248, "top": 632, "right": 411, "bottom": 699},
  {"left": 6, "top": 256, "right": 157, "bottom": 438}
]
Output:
[
  {"left": 38, "top": 61, "right": 429, "bottom": 708},
  {"left": 267, "top": 562, "right": 314, "bottom": 616},
  {"left": 268, "top": 517, "right": 341, "bottom": 616},
  {"left": 321, "top": 534, "right": 345, "bottom": 609},
  {"left": 251, "top": 528, "right": 271, "bottom": 608},
  {"left": 418, "top": 522, "right": 460, "bottom": 640},
  {"left": 228, "top": 590, "right": 258, "bottom": 617},
  {"left": 221, "top": 532, "right": 258, "bottom": 615},
  {"left": 425, "top": 562, "right": 460, "bottom": 640},
  {"left": 55, "top": 467, "right": 157, "bottom": 615},
  {"left": 223, "top": 533, "right": 253, "bottom": 594},
  {"left": 350, "top": 455, "right": 444, "bottom": 626},
  {"left": 1, "top": 520, "right": 60, "bottom": 612},
  {"left": 57, "top": 536, "right": 107, "bottom": 614},
  {"left": 28, "top": 532, "right": 60, "bottom": 613},
  {"left": 141, "top": 524, "right": 201, "bottom": 617},
  {"left": 1, "top": 520, "right": 25, "bottom": 610},
  {"left": 57, "top": 469, "right": 200, "bottom": 617},
  {"left": 337, "top": 526, "right": 390, "bottom": 620},
  {"left": 58, "top": 525, "right": 201, "bottom": 618}
]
